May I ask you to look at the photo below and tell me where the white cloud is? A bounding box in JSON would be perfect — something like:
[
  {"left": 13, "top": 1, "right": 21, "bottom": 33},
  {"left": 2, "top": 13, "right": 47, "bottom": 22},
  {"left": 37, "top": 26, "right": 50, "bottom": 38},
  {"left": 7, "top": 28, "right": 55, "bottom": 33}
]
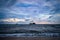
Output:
[
  {"left": 43, "top": 2, "right": 52, "bottom": 7},
  {"left": 0, "top": 18, "right": 25, "bottom": 23},
  {"left": 38, "top": 14, "right": 52, "bottom": 20}
]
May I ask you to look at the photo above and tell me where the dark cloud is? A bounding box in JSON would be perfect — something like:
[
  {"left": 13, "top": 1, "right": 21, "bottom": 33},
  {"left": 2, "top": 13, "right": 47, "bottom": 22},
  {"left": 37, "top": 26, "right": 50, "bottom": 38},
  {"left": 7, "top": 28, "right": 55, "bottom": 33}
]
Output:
[
  {"left": 0, "top": 12, "right": 6, "bottom": 19},
  {"left": 15, "top": 3, "right": 37, "bottom": 7},
  {"left": 0, "top": 0, "right": 16, "bottom": 8},
  {"left": 0, "top": 0, "right": 17, "bottom": 19},
  {"left": 46, "top": 0, "right": 60, "bottom": 14}
]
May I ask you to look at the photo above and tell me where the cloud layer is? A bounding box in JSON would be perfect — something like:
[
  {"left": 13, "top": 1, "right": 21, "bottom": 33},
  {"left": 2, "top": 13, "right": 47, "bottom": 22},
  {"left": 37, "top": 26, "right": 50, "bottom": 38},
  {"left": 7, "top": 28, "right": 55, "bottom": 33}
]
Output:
[{"left": 0, "top": 0, "right": 60, "bottom": 24}]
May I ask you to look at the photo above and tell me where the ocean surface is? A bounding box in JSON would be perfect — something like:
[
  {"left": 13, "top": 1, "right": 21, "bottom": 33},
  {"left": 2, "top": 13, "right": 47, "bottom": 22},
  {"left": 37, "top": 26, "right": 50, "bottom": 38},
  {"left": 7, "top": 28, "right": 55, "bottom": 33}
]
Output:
[{"left": 0, "top": 24, "right": 60, "bottom": 37}]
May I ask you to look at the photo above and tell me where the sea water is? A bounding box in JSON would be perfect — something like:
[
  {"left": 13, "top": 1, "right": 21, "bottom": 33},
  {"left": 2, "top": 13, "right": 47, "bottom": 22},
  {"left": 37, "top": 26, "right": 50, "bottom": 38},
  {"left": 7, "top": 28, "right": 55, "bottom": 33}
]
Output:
[{"left": 0, "top": 24, "right": 60, "bottom": 37}]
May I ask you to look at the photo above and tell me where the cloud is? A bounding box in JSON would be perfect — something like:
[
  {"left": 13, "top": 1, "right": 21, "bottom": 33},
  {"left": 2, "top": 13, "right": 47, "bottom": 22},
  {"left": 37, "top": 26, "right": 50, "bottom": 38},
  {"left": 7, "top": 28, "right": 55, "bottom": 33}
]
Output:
[
  {"left": 47, "top": 13, "right": 60, "bottom": 24},
  {"left": 0, "top": 0, "right": 16, "bottom": 8},
  {"left": 0, "top": 18, "right": 34, "bottom": 24},
  {"left": 38, "top": 14, "right": 52, "bottom": 20},
  {"left": 0, "top": 18, "right": 25, "bottom": 23},
  {"left": 0, "top": 0, "right": 60, "bottom": 24}
]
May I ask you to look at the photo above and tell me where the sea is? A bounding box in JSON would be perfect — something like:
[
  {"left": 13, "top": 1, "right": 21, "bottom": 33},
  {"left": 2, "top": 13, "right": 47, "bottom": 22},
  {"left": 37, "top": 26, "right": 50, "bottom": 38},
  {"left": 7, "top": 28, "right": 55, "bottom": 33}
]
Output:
[{"left": 0, "top": 24, "right": 60, "bottom": 37}]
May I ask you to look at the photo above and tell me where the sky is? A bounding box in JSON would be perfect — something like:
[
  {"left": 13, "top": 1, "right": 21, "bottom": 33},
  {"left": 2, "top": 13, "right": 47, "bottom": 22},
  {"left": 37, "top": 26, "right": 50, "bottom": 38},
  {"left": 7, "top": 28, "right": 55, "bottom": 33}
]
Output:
[{"left": 0, "top": 0, "right": 60, "bottom": 24}]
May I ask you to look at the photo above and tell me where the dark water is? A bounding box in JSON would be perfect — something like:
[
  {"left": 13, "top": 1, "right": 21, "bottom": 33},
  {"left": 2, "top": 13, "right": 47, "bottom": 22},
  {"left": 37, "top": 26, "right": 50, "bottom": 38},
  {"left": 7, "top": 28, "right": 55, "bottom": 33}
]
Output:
[{"left": 0, "top": 24, "right": 60, "bottom": 37}]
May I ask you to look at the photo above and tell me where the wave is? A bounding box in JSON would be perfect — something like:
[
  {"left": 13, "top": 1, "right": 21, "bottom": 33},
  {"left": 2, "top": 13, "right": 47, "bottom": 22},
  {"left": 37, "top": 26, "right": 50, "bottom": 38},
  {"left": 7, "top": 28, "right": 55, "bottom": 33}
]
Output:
[{"left": 0, "top": 33, "right": 60, "bottom": 37}]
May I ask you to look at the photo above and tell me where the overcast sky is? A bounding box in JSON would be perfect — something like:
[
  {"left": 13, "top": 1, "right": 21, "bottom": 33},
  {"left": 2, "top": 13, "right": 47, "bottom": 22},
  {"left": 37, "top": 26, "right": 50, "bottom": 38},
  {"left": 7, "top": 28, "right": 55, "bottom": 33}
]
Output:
[{"left": 0, "top": 0, "right": 60, "bottom": 24}]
